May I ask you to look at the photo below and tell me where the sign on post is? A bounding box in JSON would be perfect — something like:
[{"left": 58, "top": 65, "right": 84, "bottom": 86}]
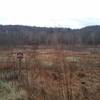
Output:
[{"left": 17, "top": 52, "right": 23, "bottom": 59}]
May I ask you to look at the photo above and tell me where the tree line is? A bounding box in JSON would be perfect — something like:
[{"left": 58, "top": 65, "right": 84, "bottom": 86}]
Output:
[{"left": 0, "top": 25, "right": 100, "bottom": 47}]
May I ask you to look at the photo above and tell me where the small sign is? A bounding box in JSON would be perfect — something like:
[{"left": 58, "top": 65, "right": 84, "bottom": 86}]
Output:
[{"left": 17, "top": 52, "right": 23, "bottom": 59}]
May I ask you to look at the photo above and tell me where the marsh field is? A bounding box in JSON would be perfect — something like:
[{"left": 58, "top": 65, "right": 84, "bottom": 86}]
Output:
[{"left": 0, "top": 45, "right": 100, "bottom": 100}]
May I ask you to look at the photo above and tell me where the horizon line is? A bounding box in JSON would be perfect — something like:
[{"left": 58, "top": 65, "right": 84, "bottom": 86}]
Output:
[{"left": 0, "top": 24, "right": 100, "bottom": 29}]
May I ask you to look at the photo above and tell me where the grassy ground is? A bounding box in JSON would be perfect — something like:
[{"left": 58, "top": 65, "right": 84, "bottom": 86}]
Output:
[
  {"left": 0, "top": 47, "right": 100, "bottom": 100},
  {"left": 0, "top": 80, "right": 28, "bottom": 100}
]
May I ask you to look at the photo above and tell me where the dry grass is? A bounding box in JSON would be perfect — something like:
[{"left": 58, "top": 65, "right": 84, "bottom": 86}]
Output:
[{"left": 0, "top": 47, "right": 100, "bottom": 100}]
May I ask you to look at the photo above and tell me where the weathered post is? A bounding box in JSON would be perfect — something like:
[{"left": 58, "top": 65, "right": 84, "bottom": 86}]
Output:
[{"left": 17, "top": 52, "right": 23, "bottom": 82}]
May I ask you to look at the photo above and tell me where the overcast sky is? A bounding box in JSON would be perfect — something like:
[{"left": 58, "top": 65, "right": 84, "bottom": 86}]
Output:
[{"left": 0, "top": 0, "right": 100, "bottom": 28}]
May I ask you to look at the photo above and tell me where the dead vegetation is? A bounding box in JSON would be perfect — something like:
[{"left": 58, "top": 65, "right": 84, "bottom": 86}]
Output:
[{"left": 0, "top": 47, "right": 100, "bottom": 100}]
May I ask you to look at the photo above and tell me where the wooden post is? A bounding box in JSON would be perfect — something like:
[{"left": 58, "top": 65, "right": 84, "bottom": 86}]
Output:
[{"left": 17, "top": 52, "right": 23, "bottom": 82}]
